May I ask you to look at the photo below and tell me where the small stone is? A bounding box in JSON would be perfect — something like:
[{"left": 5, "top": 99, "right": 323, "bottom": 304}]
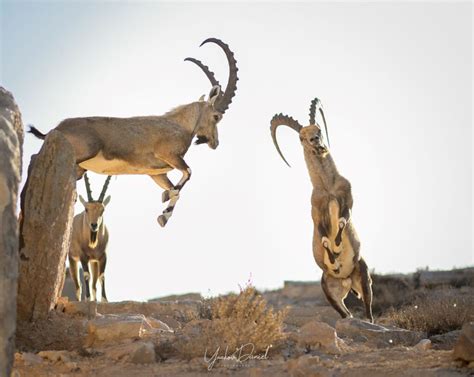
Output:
[
  {"left": 37, "top": 350, "right": 71, "bottom": 363},
  {"left": 15, "top": 352, "right": 43, "bottom": 365},
  {"left": 414, "top": 339, "right": 431, "bottom": 351}
]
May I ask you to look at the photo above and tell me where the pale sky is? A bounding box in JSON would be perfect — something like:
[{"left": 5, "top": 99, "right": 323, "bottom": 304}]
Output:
[{"left": 1, "top": 2, "right": 472, "bottom": 301}]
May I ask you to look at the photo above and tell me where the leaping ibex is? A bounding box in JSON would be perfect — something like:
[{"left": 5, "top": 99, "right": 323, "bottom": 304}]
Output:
[
  {"left": 69, "top": 173, "right": 111, "bottom": 302},
  {"left": 270, "top": 98, "right": 374, "bottom": 322},
  {"left": 29, "top": 38, "right": 238, "bottom": 227}
]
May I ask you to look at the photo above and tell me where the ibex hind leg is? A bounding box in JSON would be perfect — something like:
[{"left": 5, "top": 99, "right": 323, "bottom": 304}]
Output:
[
  {"left": 69, "top": 257, "right": 82, "bottom": 301},
  {"left": 351, "top": 258, "right": 374, "bottom": 323},
  {"left": 321, "top": 272, "right": 352, "bottom": 318}
]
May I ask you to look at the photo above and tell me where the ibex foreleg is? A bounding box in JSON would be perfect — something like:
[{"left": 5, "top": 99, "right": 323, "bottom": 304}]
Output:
[
  {"left": 150, "top": 156, "right": 192, "bottom": 227},
  {"left": 68, "top": 257, "right": 82, "bottom": 301},
  {"left": 80, "top": 257, "right": 92, "bottom": 301}
]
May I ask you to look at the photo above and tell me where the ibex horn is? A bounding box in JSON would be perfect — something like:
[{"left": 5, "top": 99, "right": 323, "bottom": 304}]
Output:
[
  {"left": 309, "top": 98, "right": 330, "bottom": 148},
  {"left": 83, "top": 173, "right": 93, "bottom": 202},
  {"left": 185, "top": 38, "right": 239, "bottom": 114},
  {"left": 270, "top": 113, "right": 303, "bottom": 167},
  {"left": 98, "top": 176, "right": 112, "bottom": 203}
]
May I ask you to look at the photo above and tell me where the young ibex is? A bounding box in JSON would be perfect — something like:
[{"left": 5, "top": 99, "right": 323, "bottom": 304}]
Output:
[
  {"left": 29, "top": 38, "right": 238, "bottom": 227},
  {"left": 69, "top": 173, "right": 111, "bottom": 302},
  {"left": 270, "top": 98, "right": 373, "bottom": 322}
]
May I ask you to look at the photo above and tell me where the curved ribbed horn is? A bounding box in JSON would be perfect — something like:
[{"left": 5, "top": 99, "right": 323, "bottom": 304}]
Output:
[
  {"left": 309, "top": 98, "right": 319, "bottom": 125},
  {"left": 184, "top": 57, "right": 221, "bottom": 88},
  {"left": 98, "top": 176, "right": 112, "bottom": 203},
  {"left": 319, "top": 105, "right": 330, "bottom": 148},
  {"left": 270, "top": 113, "right": 303, "bottom": 167},
  {"left": 308, "top": 98, "right": 330, "bottom": 148},
  {"left": 200, "top": 38, "right": 238, "bottom": 113},
  {"left": 83, "top": 173, "right": 93, "bottom": 202}
]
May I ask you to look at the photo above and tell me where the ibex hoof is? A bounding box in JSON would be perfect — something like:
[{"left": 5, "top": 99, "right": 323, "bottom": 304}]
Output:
[
  {"left": 338, "top": 218, "right": 347, "bottom": 229},
  {"left": 162, "top": 191, "right": 170, "bottom": 202},
  {"left": 321, "top": 236, "right": 331, "bottom": 249},
  {"left": 158, "top": 215, "right": 167, "bottom": 227}
]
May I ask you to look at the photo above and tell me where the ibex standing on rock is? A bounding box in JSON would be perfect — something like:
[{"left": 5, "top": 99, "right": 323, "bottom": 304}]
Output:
[
  {"left": 29, "top": 38, "right": 238, "bottom": 227},
  {"left": 69, "top": 173, "right": 111, "bottom": 302},
  {"left": 270, "top": 98, "right": 373, "bottom": 322}
]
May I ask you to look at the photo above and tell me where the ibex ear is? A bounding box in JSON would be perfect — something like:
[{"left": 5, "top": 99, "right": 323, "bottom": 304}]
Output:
[
  {"left": 103, "top": 196, "right": 111, "bottom": 206},
  {"left": 79, "top": 195, "right": 87, "bottom": 206},
  {"left": 198, "top": 94, "right": 205, "bottom": 101},
  {"left": 208, "top": 85, "right": 221, "bottom": 106}
]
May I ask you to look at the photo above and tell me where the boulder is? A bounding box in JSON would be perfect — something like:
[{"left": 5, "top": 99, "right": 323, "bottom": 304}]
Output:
[
  {"left": 297, "top": 320, "right": 345, "bottom": 354},
  {"left": 86, "top": 314, "right": 148, "bottom": 347},
  {"left": 429, "top": 330, "right": 461, "bottom": 350},
  {"left": 0, "top": 86, "right": 23, "bottom": 377},
  {"left": 103, "top": 341, "right": 156, "bottom": 364},
  {"left": 335, "top": 318, "right": 425, "bottom": 347},
  {"left": 17, "top": 131, "right": 76, "bottom": 321},
  {"left": 453, "top": 322, "right": 474, "bottom": 362}
]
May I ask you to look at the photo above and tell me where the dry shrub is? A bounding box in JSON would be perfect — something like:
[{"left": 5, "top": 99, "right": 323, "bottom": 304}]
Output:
[
  {"left": 385, "top": 290, "right": 474, "bottom": 336},
  {"left": 176, "top": 286, "right": 287, "bottom": 359}
]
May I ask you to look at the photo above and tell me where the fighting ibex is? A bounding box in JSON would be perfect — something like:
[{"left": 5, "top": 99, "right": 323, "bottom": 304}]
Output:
[
  {"left": 69, "top": 173, "right": 111, "bottom": 302},
  {"left": 29, "top": 38, "right": 238, "bottom": 227},
  {"left": 270, "top": 98, "right": 373, "bottom": 322}
]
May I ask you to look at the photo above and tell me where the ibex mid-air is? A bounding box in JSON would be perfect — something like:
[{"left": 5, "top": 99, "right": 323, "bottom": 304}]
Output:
[
  {"left": 29, "top": 38, "right": 238, "bottom": 227},
  {"left": 270, "top": 98, "right": 373, "bottom": 322},
  {"left": 69, "top": 173, "right": 111, "bottom": 302}
]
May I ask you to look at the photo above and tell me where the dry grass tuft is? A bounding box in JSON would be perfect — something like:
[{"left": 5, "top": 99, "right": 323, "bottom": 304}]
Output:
[
  {"left": 385, "top": 290, "right": 474, "bottom": 336},
  {"left": 176, "top": 286, "right": 287, "bottom": 359}
]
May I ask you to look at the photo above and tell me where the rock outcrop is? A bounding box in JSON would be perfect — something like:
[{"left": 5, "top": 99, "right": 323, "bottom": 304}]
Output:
[
  {"left": 0, "top": 87, "right": 23, "bottom": 377},
  {"left": 17, "top": 131, "right": 77, "bottom": 321},
  {"left": 452, "top": 322, "right": 474, "bottom": 363},
  {"left": 336, "top": 318, "right": 425, "bottom": 347}
]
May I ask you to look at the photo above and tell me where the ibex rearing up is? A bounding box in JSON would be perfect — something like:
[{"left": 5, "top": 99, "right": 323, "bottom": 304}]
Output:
[
  {"left": 29, "top": 38, "right": 238, "bottom": 227},
  {"left": 270, "top": 98, "right": 373, "bottom": 322},
  {"left": 69, "top": 173, "right": 112, "bottom": 302}
]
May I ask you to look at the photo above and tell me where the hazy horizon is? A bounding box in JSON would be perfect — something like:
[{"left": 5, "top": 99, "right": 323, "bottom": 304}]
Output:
[{"left": 1, "top": 2, "right": 472, "bottom": 301}]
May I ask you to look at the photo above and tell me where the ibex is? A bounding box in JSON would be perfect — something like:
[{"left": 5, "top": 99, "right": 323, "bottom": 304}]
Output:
[
  {"left": 69, "top": 173, "right": 111, "bottom": 302},
  {"left": 270, "top": 98, "right": 373, "bottom": 322},
  {"left": 29, "top": 38, "right": 238, "bottom": 227}
]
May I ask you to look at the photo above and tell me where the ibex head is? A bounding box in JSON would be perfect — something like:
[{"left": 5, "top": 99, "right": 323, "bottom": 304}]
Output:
[
  {"left": 270, "top": 98, "right": 330, "bottom": 166},
  {"left": 79, "top": 174, "right": 112, "bottom": 248},
  {"left": 186, "top": 38, "right": 239, "bottom": 150}
]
